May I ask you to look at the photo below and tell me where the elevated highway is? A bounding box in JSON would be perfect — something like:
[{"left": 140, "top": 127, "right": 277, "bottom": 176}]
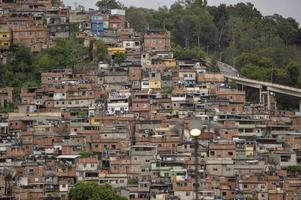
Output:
[
  {"left": 225, "top": 75, "right": 301, "bottom": 98},
  {"left": 218, "top": 62, "right": 301, "bottom": 111}
]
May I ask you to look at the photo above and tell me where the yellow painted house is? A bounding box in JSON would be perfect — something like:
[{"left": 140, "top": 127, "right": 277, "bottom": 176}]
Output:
[
  {"left": 245, "top": 145, "right": 255, "bottom": 156},
  {"left": 108, "top": 47, "right": 126, "bottom": 56},
  {"left": 0, "top": 26, "right": 12, "bottom": 49},
  {"left": 163, "top": 58, "right": 177, "bottom": 68},
  {"left": 90, "top": 117, "right": 101, "bottom": 125},
  {"left": 149, "top": 80, "right": 161, "bottom": 89}
]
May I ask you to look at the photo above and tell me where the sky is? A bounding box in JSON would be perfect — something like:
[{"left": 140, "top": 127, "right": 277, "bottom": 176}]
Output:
[{"left": 63, "top": 0, "right": 301, "bottom": 24}]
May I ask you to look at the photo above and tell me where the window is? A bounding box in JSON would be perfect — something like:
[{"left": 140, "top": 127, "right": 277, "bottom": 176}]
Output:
[
  {"left": 228, "top": 152, "right": 233, "bottom": 156},
  {"left": 186, "top": 192, "right": 190, "bottom": 196},
  {"left": 210, "top": 151, "right": 215, "bottom": 156}
]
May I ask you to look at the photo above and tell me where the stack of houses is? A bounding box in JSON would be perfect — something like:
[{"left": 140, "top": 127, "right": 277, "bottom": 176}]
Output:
[{"left": 0, "top": 2, "right": 301, "bottom": 200}]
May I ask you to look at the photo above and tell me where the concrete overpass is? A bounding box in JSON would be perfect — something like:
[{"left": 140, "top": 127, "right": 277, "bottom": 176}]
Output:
[{"left": 225, "top": 75, "right": 301, "bottom": 111}]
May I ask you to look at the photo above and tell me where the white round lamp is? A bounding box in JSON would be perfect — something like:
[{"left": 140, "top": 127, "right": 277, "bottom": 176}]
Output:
[{"left": 190, "top": 129, "right": 201, "bottom": 137}]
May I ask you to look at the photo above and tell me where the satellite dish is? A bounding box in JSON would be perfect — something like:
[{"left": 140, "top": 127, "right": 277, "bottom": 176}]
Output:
[{"left": 190, "top": 129, "right": 201, "bottom": 137}]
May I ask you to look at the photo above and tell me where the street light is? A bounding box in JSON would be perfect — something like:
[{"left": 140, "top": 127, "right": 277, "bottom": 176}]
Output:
[{"left": 190, "top": 128, "right": 201, "bottom": 200}]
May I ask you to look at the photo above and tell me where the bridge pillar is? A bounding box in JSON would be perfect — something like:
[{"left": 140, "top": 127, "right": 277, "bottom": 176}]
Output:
[
  {"left": 259, "top": 88, "right": 263, "bottom": 104},
  {"left": 267, "top": 91, "right": 271, "bottom": 111}
]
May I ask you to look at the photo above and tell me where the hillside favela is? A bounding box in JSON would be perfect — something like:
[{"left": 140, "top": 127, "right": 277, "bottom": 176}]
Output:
[{"left": 0, "top": 0, "right": 301, "bottom": 199}]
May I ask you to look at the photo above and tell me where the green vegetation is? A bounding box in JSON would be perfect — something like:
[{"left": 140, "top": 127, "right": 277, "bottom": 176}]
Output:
[
  {"left": 0, "top": 38, "right": 107, "bottom": 90},
  {"left": 51, "top": 0, "right": 62, "bottom": 6},
  {"left": 113, "top": 52, "right": 126, "bottom": 65},
  {"left": 69, "top": 182, "right": 127, "bottom": 200},
  {"left": 92, "top": 39, "right": 109, "bottom": 64},
  {"left": 0, "top": 44, "right": 39, "bottom": 88},
  {"left": 96, "top": 0, "right": 123, "bottom": 11},
  {"left": 79, "top": 151, "right": 94, "bottom": 158},
  {"left": 127, "top": 177, "right": 138, "bottom": 185},
  {"left": 173, "top": 45, "right": 206, "bottom": 59},
  {"left": 0, "top": 103, "right": 15, "bottom": 113},
  {"left": 286, "top": 165, "right": 301, "bottom": 175}
]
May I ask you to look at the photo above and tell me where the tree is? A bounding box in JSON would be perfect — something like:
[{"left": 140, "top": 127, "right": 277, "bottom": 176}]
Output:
[
  {"left": 175, "top": 11, "right": 196, "bottom": 49},
  {"left": 208, "top": 4, "right": 229, "bottom": 49},
  {"left": 35, "top": 38, "right": 88, "bottom": 70},
  {"left": 51, "top": 0, "right": 62, "bottom": 6},
  {"left": 173, "top": 45, "right": 206, "bottom": 59},
  {"left": 69, "top": 182, "right": 127, "bottom": 200},
  {"left": 79, "top": 151, "right": 94, "bottom": 158},
  {"left": 273, "top": 15, "right": 299, "bottom": 47},
  {"left": 91, "top": 39, "right": 108, "bottom": 63},
  {"left": 287, "top": 166, "right": 301, "bottom": 175},
  {"left": 191, "top": 7, "right": 217, "bottom": 48},
  {"left": 286, "top": 62, "right": 300, "bottom": 86},
  {"left": 96, "top": 0, "right": 123, "bottom": 11},
  {"left": 125, "top": 7, "right": 150, "bottom": 32},
  {"left": 235, "top": 53, "right": 275, "bottom": 81},
  {"left": 113, "top": 52, "right": 126, "bottom": 65},
  {"left": 0, "top": 44, "right": 39, "bottom": 88}
]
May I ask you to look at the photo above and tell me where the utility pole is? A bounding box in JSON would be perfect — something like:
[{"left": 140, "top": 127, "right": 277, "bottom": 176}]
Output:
[
  {"left": 194, "top": 137, "right": 200, "bottom": 200},
  {"left": 190, "top": 129, "right": 201, "bottom": 200}
]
